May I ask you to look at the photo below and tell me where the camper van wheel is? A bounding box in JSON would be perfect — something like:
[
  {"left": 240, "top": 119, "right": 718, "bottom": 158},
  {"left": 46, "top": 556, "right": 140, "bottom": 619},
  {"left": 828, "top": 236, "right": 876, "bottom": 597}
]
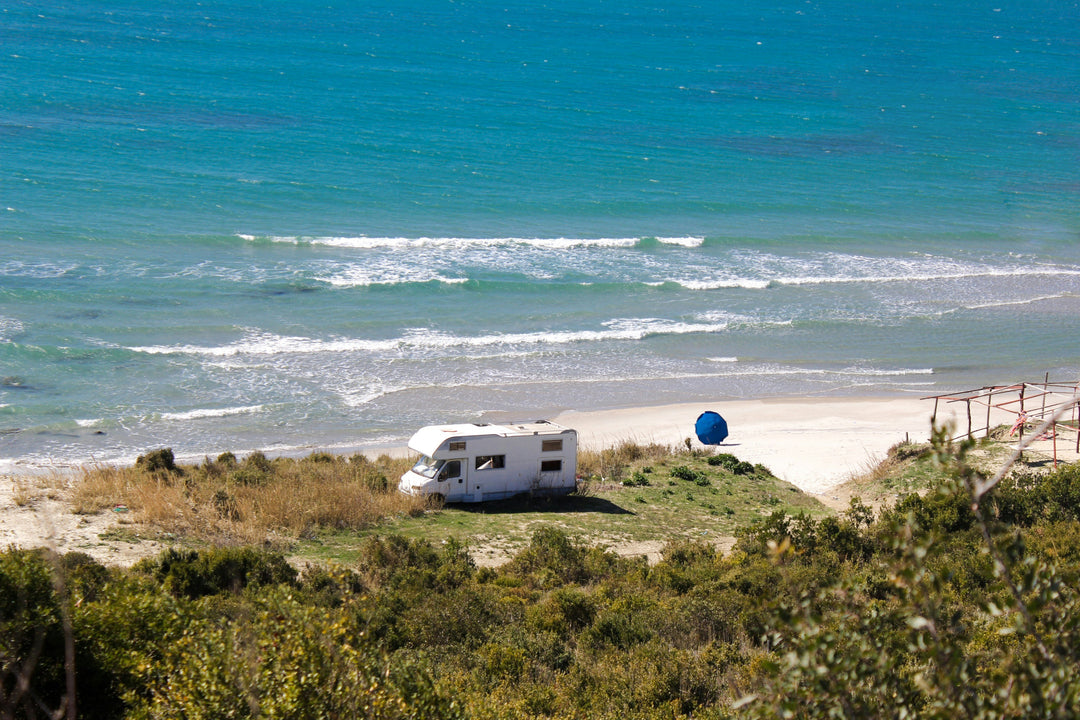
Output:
[{"left": 429, "top": 493, "right": 446, "bottom": 505}]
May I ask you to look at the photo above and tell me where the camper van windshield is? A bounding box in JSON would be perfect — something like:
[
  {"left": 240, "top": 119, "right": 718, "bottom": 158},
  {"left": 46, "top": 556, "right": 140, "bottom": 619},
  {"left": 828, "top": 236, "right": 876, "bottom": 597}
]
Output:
[{"left": 411, "top": 456, "right": 443, "bottom": 479}]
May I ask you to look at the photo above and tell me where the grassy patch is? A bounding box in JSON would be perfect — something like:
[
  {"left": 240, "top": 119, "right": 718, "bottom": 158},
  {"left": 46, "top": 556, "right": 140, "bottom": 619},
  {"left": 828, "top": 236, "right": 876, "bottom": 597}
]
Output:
[
  {"left": 73, "top": 450, "right": 432, "bottom": 548},
  {"left": 293, "top": 448, "right": 829, "bottom": 564},
  {"left": 73, "top": 443, "right": 831, "bottom": 564},
  {"left": 835, "top": 429, "right": 1065, "bottom": 508}
]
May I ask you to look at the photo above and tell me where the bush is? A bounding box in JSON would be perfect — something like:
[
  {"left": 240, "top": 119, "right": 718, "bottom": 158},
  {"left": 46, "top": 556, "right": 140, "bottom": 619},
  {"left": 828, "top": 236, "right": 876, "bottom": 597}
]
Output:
[
  {"left": 355, "top": 535, "right": 474, "bottom": 594},
  {"left": 135, "top": 447, "right": 177, "bottom": 473},
  {"left": 134, "top": 547, "right": 297, "bottom": 599},
  {"left": 0, "top": 548, "right": 68, "bottom": 718},
  {"left": 136, "top": 589, "right": 462, "bottom": 719},
  {"left": 884, "top": 488, "right": 975, "bottom": 534},
  {"left": 707, "top": 453, "right": 755, "bottom": 475},
  {"left": 993, "top": 463, "right": 1080, "bottom": 526},
  {"left": 583, "top": 597, "right": 655, "bottom": 650},
  {"left": 59, "top": 551, "right": 111, "bottom": 603},
  {"left": 508, "top": 527, "right": 589, "bottom": 586},
  {"left": 670, "top": 465, "right": 707, "bottom": 484}
]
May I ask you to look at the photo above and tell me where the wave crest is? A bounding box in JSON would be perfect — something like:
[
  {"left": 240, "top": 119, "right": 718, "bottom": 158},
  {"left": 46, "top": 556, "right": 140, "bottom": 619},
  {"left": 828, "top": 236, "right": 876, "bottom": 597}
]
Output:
[
  {"left": 239, "top": 234, "right": 704, "bottom": 250},
  {"left": 127, "top": 319, "right": 731, "bottom": 357}
]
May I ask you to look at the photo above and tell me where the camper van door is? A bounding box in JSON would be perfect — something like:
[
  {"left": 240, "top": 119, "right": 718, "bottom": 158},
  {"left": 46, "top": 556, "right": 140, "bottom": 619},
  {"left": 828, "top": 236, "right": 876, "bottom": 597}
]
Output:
[
  {"left": 438, "top": 458, "right": 467, "bottom": 501},
  {"left": 537, "top": 457, "right": 565, "bottom": 491}
]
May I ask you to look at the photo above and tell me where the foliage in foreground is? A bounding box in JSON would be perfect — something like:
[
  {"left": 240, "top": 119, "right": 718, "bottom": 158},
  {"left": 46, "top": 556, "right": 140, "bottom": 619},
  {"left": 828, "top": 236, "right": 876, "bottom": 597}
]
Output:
[{"left": 6, "top": 436, "right": 1080, "bottom": 718}]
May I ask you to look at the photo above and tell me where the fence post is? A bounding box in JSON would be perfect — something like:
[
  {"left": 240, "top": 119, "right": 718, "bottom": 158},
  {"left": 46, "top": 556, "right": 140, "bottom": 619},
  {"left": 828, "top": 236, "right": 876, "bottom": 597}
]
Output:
[{"left": 1019, "top": 385, "right": 1026, "bottom": 443}]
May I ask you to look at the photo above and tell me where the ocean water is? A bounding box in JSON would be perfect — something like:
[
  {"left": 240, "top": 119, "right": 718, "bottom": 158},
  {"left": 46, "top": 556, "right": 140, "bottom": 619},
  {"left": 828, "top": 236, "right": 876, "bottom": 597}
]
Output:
[{"left": 2, "top": 0, "right": 1079, "bottom": 469}]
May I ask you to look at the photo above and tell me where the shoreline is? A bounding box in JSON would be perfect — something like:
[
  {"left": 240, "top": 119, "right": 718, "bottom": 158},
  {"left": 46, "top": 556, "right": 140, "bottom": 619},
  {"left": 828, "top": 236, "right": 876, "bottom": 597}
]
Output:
[{"left": 0, "top": 394, "right": 1003, "bottom": 495}]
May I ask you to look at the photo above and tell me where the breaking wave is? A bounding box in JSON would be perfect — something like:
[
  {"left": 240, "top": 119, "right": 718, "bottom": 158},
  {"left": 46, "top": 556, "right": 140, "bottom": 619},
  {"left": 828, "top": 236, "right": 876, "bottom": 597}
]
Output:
[{"left": 126, "top": 319, "right": 732, "bottom": 357}]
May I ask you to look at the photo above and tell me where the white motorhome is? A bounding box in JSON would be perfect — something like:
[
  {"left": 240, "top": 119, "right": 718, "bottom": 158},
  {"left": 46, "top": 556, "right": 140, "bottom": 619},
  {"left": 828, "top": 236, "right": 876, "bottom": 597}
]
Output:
[{"left": 398, "top": 421, "right": 577, "bottom": 502}]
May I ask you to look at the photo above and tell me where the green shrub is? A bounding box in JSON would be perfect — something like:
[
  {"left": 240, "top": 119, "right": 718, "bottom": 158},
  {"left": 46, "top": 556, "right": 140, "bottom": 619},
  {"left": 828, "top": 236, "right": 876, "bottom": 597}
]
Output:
[
  {"left": 670, "top": 463, "right": 711, "bottom": 486},
  {"left": 72, "top": 575, "right": 188, "bottom": 720},
  {"left": 507, "top": 527, "right": 590, "bottom": 586},
  {"left": 228, "top": 466, "right": 268, "bottom": 486},
  {"left": 0, "top": 548, "right": 68, "bottom": 718},
  {"left": 243, "top": 450, "right": 273, "bottom": 473},
  {"left": 885, "top": 487, "right": 975, "bottom": 534},
  {"left": 707, "top": 453, "right": 755, "bottom": 475},
  {"left": 136, "top": 447, "right": 177, "bottom": 473},
  {"left": 59, "top": 551, "right": 112, "bottom": 603},
  {"left": 134, "top": 589, "right": 462, "bottom": 719},
  {"left": 134, "top": 547, "right": 297, "bottom": 599},
  {"left": 583, "top": 597, "right": 655, "bottom": 650},
  {"left": 552, "top": 587, "right": 596, "bottom": 630},
  {"left": 355, "top": 535, "right": 474, "bottom": 594},
  {"left": 993, "top": 463, "right": 1080, "bottom": 526}
]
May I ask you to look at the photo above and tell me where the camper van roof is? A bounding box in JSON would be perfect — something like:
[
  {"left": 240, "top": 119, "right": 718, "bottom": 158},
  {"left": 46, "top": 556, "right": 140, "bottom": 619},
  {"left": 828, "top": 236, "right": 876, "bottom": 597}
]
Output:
[{"left": 406, "top": 420, "right": 572, "bottom": 456}]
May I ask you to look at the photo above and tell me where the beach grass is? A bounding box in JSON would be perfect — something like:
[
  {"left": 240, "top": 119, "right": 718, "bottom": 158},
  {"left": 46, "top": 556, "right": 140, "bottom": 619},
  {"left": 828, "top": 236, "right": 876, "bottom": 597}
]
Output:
[
  {"left": 834, "top": 424, "right": 1069, "bottom": 508},
  {"left": 71, "top": 450, "right": 433, "bottom": 547},
  {"left": 69, "top": 442, "right": 830, "bottom": 563}
]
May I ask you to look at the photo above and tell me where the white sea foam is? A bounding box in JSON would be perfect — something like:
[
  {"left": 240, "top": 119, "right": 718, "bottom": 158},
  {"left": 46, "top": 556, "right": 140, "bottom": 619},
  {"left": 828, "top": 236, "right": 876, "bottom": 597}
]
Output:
[
  {"left": 772, "top": 266, "right": 1080, "bottom": 288},
  {"left": 675, "top": 278, "right": 772, "bottom": 290},
  {"left": 706, "top": 357, "right": 739, "bottom": 363},
  {"left": 654, "top": 236, "right": 706, "bottom": 247},
  {"left": 160, "top": 405, "right": 264, "bottom": 421},
  {"left": 127, "top": 319, "right": 732, "bottom": 357},
  {"left": 316, "top": 268, "right": 469, "bottom": 287},
  {"left": 0, "top": 316, "right": 25, "bottom": 340},
  {"left": 0, "top": 261, "right": 79, "bottom": 279},
  {"left": 842, "top": 366, "right": 934, "bottom": 376},
  {"left": 960, "top": 293, "right": 1070, "bottom": 311},
  {"left": 129, "top": 332, "right": 399, "bottom": 356},
  {"left": 340, "top": 383, "right": 408, "bottom": 407},
  {"left": 242, "top": 234, "right": 682, "bottom": 250}
]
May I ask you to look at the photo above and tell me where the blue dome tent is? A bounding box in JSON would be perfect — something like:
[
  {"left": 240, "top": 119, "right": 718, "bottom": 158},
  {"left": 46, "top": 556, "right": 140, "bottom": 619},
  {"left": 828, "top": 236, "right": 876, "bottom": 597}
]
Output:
[{"left": 695, "top": 411, "right": 729, "bottom": 445}]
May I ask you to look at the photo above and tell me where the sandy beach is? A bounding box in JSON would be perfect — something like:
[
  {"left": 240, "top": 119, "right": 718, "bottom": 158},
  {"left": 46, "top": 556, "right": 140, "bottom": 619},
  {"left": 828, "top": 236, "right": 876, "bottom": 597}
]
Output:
[{"left": 555, "top": 395, "right": 978, "bottom": 495}]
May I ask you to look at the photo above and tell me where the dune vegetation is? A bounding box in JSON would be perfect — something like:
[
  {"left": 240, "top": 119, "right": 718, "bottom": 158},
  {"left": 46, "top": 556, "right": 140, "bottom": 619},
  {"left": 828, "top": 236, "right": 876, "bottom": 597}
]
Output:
[{"left": 5, "top": 430, "right": 1080, "bottom": 718}]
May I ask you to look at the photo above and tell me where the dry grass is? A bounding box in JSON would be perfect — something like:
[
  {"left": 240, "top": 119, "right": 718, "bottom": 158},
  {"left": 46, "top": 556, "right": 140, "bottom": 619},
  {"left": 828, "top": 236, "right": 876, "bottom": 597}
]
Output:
[
  {"left": 577, "top": 440, "right": 679, "bottom": 484},
  {"left": 8, "top": 473, "right": 69, "bottom": 507},
  {"left": 71, "top": 451, "right": 433, "bottom": 546},
  {"left": 11, "top": 478, "right": 38, "bottom": 507}
]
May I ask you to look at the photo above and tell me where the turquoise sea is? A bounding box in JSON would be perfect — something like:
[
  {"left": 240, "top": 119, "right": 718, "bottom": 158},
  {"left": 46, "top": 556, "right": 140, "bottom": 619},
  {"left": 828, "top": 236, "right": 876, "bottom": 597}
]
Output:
[{"left": 2, "top": 1, "right": 1079, "bottom": 468}]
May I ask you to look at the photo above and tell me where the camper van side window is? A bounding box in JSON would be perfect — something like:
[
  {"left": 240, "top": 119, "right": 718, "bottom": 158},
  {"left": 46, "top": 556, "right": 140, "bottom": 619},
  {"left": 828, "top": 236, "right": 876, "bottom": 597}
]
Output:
[
  {"left": 439, "top": 460, "right": 461, "bottom": 481},
  {"left": 449, "top": 441, "right": 466, "bottom": 452},
  {"left": 541, "top": 439, "right": 563, "bottom": 452},
  {"left": 474, "top": 455, "right": 505, "bottom": 470},
  {"left": 540, "top": 459, "right": 562, "bottom": 472}
]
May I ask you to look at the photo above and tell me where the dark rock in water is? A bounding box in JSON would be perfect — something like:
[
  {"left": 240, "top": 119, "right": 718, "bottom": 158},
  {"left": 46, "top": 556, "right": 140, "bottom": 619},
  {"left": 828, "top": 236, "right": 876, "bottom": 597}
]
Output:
[
  {"left": 0, "top": 428, "right": 20, "bottom": 436},
  {"left": 93, "top": 430, "right": 107, "bottom": 436},
  {"left": 2, "top": 376, "right": 29, "bottom": 389}
]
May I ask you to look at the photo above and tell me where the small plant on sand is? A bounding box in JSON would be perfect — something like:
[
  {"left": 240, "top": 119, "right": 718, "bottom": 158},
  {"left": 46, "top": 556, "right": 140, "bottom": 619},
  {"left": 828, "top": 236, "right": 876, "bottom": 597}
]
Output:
[
  {"left": 621, "top": 471, "right": 651, "bottom": 487},
  {"left": 670, "top": 465, "right": 707, "bottom": 484},
  {"left": 136, "top": 447, "right": 178, "bottom": 474},
  {"left": 707, "top": 453, "right": 755, "bottom": 475}
]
